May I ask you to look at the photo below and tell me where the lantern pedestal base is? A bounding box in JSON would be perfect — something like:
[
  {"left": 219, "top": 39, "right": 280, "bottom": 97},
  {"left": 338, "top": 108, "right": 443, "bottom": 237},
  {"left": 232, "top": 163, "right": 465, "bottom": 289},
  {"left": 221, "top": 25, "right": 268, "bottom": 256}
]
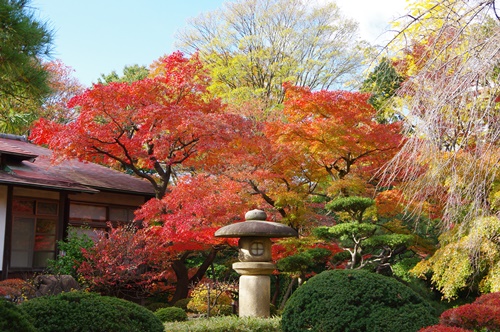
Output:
[{"left": 233, "top": 262, "right": 275, "bottom": 317}]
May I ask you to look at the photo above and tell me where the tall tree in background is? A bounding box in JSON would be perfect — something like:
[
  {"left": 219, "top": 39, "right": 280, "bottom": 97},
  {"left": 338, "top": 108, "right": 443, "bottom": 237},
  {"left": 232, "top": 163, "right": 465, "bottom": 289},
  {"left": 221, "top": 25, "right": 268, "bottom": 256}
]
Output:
[
  {"left": 41, "top": 59, "right": 85, "bottom": 123},
  {"left": 380, "top": 0, "right": 500, "bottom": 298},
  {"left": 360, "top": 57, "right": 405, "bottom": 123},
  {"left": 97, "top": 64, "right": 149, "bottom": 85},
  {"left": 0, "top": 0, "right": 53, "bottom": 134},
  {"left": 176, "top": 0, "right": 368, "bottom": 115}
]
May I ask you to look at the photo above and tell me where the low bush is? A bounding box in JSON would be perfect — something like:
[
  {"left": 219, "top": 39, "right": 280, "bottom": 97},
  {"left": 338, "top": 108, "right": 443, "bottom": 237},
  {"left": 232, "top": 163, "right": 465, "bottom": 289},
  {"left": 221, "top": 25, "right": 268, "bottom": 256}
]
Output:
[
  {"left": 0, "top": 278, "right": 29, "bottom": 302},
  {"left": 419, "top": 326, "right": 472, "bottom": 332},
  {"left": 19, "top": 291, "right": 164, "bottom": 332},
  {"left": 46, "top": 228, "right": 94, "bottom": 280},
  {"left": 163, "top": 316, "right": 281, "bottom": 332},
  {"left": 145, "top": 301, "right": 169, "bottom": 312},
  {"left": 187, "top": 282, "right": 234, "bottom": 316},
  {"left": 154, "top": 306, "right": 187, "bottom": 322},
  {"left": 422, "top": 292, "right": 500, "bottom": 331},
  {"left": 281, "top": 269, "right": 438, "bottom": 332},
  {"left": 0, "top": 298, "right": 37, "bottom": 332},
  {"left": 173, "top": 297, "right": 191, "bottom": 311}
]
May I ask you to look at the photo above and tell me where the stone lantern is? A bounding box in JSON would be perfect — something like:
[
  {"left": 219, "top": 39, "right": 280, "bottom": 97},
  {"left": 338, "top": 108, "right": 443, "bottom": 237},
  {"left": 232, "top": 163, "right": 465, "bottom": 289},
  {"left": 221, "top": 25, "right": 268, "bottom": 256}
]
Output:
[{"left": 215, "top": 209, "right": 298, "bottom": 317}]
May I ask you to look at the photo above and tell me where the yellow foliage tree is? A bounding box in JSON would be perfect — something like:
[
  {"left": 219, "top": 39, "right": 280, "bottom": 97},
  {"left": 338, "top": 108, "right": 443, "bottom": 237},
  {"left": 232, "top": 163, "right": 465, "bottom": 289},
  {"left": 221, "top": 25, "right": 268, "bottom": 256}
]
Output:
[{"left": 379, "top": 0, "right": 500, "bottom": 297}]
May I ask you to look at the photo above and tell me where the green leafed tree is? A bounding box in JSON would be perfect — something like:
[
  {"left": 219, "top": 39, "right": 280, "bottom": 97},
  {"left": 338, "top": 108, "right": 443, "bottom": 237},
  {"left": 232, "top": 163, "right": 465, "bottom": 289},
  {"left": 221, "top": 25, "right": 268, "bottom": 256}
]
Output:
[
  {"left": 360, "top": 57, "right": 405, "bottom": 123},
  {"left": 175, "top": 0, "right": 369, "bottom": 114},
  {"left": 0, "top": 0, "right": 53, "bottom": 134},
  {"left": 97, "top": 64, "right": 149, "bottom": 85}
]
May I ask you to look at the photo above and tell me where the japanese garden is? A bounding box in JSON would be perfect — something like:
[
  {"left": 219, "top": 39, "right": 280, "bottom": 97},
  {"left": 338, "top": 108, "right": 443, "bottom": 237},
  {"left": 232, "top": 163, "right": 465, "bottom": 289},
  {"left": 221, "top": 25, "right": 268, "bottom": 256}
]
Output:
[{"left": 1, "top": 0, "right": 500, "bottom": 331}]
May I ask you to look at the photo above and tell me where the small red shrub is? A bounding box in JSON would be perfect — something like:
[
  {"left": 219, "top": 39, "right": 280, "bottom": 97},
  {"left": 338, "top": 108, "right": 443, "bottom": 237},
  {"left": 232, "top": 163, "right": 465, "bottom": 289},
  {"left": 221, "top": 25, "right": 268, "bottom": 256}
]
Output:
[
  {"left": 440, "top": 303, "right": 500, "bottom": 330},
  {"left": 474, "top": 292, "right": 500, "bottom": 306},
  {"left": 0, "top": 278, "right": 28, "bottom": 301},
  {"left": 421, "top": 292, "right": 500, "bottom": 331},
  {"left": 419, "top": 326, "right": 472, "bottom": 332}
]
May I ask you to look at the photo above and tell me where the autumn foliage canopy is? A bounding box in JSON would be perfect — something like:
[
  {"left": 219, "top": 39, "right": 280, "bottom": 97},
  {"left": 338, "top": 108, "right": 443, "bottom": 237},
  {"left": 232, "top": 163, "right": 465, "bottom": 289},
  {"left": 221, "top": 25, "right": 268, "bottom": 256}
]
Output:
[{"left": 30, "top": 50, "right": 406, "bottom": 301}]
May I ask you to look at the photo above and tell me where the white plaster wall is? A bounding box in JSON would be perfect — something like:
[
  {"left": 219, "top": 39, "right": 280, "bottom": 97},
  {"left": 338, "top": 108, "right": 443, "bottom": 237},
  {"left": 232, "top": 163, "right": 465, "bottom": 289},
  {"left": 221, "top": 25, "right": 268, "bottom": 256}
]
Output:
[{"left": 0, "top": 185, "right": 8, "bottom": 269}]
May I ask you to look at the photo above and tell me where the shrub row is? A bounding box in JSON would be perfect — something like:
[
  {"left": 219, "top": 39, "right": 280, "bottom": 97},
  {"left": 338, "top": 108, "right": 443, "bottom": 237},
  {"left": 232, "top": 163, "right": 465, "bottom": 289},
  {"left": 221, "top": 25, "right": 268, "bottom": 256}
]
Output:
[
  {"left": 0, "top": 298, "right": 36, "bottom": 332},
  {"left": 18, "top": 291, "right": 164, "bottom": 332}
]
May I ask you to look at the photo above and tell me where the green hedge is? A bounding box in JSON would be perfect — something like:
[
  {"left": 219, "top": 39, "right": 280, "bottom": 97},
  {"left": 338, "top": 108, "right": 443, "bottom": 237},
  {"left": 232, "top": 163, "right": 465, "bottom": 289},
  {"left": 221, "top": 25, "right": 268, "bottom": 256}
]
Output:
[
  {"left": 0, "top": 298, "right": 37, "bottom": 332},
  {"left": 20, "top": 291, "right": 163, "bottom": 332},
  {"left": 281, "top": 269, "right": 438, "bottom": 332},
  {"left": 154, "top": 306, "right": 187, "bottom": 322}
]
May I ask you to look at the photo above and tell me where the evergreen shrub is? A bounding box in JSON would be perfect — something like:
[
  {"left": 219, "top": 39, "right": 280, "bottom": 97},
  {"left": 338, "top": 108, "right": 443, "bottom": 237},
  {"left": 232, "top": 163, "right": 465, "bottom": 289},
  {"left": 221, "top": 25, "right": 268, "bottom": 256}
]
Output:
[
  {"left": 154, "top": 306, "right": 187, "bottom": 322},
  {"left": 0, "top": 298, "right": 37, "bottom": 332},
  {"left": 145, "top": 301, "right": 169, "bottom": 312},
  {"left": 173, "top": 297, "right": 191, "bottom": 311},
  {"left": 20, "top": 291, "right": 163, "bottom": 332},
  {"left": 281, "top": 269, "right": 438, "bottom": 332},
  {"left": 46, "top": 228, "right": 94, "bottom": 280}
]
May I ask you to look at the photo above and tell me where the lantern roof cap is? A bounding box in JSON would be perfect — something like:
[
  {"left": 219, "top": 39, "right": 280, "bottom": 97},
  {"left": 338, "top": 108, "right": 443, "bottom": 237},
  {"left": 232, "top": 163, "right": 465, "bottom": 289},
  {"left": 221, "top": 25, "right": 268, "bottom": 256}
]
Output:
[{"left": 215, "top": 209, "right": 298, "bottom": 238}]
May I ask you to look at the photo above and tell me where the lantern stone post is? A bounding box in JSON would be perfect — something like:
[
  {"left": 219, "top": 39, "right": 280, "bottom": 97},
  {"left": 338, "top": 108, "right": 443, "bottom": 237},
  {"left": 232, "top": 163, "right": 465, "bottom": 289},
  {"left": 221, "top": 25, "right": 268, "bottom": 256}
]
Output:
[{"left": 215, "top": 209, "right": 298, "bottom": 317}]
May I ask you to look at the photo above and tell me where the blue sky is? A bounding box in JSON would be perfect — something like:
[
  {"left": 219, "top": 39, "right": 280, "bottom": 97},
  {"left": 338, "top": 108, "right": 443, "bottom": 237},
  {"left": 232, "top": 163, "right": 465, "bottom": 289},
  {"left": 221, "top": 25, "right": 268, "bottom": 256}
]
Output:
[{"left": 31, "top": 0, "right": 407, "bottom": 87}]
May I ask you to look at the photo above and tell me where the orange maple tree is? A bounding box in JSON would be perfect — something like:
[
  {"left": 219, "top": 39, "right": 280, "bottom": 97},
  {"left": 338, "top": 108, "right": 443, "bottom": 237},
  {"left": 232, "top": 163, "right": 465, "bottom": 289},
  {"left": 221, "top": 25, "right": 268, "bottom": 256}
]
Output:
[{"left": 219, "top": 84, "right": 404, "bottom": 230}]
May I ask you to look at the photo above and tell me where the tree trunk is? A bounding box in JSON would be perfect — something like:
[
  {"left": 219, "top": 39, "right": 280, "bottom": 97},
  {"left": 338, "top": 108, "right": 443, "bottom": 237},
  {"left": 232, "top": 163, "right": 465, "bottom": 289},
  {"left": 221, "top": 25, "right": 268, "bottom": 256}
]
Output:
[
  {"left": 188, "top": 247, "right": 218, "bottom": 286},
  {"left": 279, "top": 277, "right": 297, "bottom": 310},
  {"left": 169, "top": 248, "right": 219, "bottom": 304},
  {"left": 271, "top": 275, "right": 280, "bottom": 305},
  {"left": 170, "top": 257, "right": 190, "bottom": 304}
]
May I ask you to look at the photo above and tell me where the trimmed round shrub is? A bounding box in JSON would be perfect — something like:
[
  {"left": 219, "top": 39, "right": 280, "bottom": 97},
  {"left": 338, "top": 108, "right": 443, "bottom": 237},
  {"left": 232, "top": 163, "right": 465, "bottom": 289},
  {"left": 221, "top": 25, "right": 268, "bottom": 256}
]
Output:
[
  {"left": 20, "top": 291, "right": 164, "bottom": 332},
  {"left": 173, "top": 297, "right": 191, "bottom": 311},
  {"left": 281, "top": 270, "right": 438, "bottom": 332},
  {"left": 0, "top": 298, "right": 37, "bottom": 332},
  {"left": 146, "top": 301, "right": 169, "bottom": 312},
  {"left": 154, "top": 306, "right": 187, "bottom": 322}
]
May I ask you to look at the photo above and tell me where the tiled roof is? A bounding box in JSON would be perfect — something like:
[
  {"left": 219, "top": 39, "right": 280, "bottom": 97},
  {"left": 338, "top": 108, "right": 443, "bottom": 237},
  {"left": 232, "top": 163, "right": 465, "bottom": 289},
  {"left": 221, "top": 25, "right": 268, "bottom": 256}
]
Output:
[{"left": 0, "top": 135, "right": 155, "bottom": 196}]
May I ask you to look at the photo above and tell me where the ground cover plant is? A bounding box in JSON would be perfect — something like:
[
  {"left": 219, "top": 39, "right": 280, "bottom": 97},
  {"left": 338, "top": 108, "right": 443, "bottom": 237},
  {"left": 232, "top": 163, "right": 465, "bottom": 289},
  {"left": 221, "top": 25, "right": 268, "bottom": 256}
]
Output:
[
  {"left": 281, "top": 269, "right": 438, "bottom": 332},
  {"left": 163, "top": 316, "right": 281, "bottom": 332},
  {"left": 19, "top": 291, "right": 164, "bottom": 332}
]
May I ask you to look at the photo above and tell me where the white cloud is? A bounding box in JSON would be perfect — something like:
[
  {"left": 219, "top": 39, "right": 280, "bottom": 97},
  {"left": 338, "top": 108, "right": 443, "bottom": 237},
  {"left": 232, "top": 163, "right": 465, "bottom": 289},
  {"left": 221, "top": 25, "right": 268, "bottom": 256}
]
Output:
[{"left": 334, "top": 0, "right": 409, "bottom": 45}]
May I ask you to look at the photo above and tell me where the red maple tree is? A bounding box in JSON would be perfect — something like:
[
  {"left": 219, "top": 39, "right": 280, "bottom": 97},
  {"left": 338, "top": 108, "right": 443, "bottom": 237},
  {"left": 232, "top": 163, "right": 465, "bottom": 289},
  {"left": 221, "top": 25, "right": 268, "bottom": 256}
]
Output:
[
  {"left": 31, "top": 52, "right": 252, "bottom": 199},
  {"left": 31, "top": 52, "right": 257, "bottom": 302}
]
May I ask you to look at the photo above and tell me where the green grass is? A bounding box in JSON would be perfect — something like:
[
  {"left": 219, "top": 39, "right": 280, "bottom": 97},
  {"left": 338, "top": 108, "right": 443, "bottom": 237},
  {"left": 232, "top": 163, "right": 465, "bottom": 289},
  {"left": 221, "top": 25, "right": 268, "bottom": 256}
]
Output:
[{"left": 163, "top": 316, "right": 281, "bottom": 332}]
